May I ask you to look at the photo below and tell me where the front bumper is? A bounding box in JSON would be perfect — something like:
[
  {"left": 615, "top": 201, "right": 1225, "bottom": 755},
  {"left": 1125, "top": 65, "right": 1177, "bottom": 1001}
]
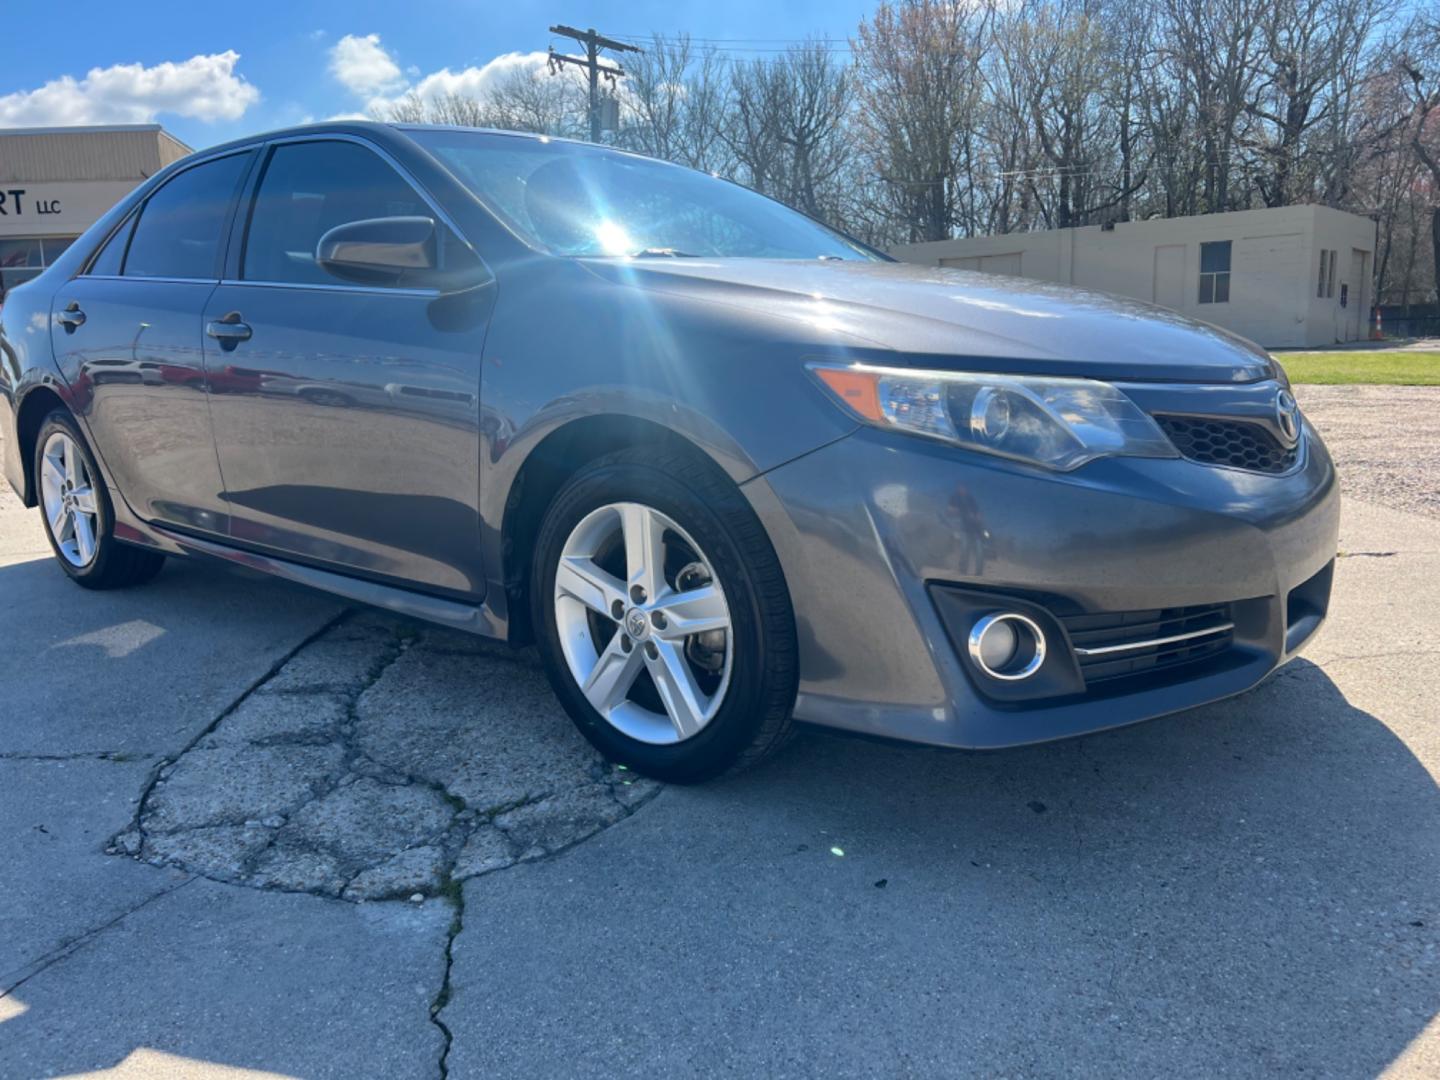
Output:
[{"left": 743, "top": 416, "right": 1339, "bottom": 750}]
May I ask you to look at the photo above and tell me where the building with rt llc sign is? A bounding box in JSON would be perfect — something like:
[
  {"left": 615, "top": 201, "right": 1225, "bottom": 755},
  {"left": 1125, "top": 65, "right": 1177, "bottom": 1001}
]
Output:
[{"left": 0, "top": 124, "right": 191, "bottom": 301}]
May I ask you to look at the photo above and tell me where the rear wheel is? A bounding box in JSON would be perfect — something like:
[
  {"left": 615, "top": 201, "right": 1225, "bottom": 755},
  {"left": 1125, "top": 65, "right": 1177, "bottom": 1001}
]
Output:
[
  {"left": 532, "top": 447, "right": 797, "bottom": 783},
  {"left": 34, "top": 411, "right": 165, "bottom": 589}
]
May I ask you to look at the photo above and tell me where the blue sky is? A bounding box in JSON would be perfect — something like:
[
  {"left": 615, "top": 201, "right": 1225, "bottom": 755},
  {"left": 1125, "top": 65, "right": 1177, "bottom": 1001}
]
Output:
[{"left": 1, "top": 0, "right": 873, "bottom": 149}]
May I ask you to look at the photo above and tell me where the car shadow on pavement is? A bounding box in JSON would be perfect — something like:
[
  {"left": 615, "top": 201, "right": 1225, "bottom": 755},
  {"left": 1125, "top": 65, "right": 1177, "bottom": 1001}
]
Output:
[{"left": 445, "top": 656, "right": 1439, "bottom": 1077}]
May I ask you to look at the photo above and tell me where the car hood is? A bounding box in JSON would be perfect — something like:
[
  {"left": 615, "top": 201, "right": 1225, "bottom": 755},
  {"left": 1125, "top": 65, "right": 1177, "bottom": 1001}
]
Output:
[{"left": 579, "top": 257, "right": 1276, "bottom": 384}]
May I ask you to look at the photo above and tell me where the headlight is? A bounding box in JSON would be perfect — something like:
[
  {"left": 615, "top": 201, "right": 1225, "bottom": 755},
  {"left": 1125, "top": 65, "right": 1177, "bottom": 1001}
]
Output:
[
  {"left": 807, "top": 362, "right": 1178, "bottom": 471},
  {"left": 1268, "top": 353, "right": 1292, "bottom": 390}
]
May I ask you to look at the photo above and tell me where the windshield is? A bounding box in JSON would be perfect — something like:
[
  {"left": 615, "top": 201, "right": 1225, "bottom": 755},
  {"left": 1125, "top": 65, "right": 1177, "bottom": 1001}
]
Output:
[{"left": 408, "top": 128, "right": 877, "bottom": 261}]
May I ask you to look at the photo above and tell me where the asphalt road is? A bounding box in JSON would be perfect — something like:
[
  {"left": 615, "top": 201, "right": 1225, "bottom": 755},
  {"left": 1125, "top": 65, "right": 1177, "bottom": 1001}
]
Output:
[{"left": 2, "top": 410, "right": 1438, "bottom": 1078}]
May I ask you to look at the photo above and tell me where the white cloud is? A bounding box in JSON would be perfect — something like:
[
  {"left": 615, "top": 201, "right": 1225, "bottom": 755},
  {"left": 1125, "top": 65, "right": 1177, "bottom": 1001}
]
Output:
[
  {"left": 365, "top": 51, "right": 581, "bottom": 115},
  {"left": 329, "top": 33, "right": 405, "bottom": 97},
  {"left": 0, "top": 51, "right": 260, "bottom": 127},
  {"left": 325, "top": 34, "right": 591, "bottom": 121},
  {"left": 404, "top": 52, "right": 553, "bottom": 102}
]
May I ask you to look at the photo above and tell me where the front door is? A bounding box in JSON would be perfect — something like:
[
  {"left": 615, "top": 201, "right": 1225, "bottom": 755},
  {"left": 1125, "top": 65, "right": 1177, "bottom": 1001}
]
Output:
[
  {"left": 1346, "top": 249, "right": 1367, "bottom": 341},
  {"left": 49, "top": 150, "right": 253, "bottom": 534},
  {"left": 203, "top": 137, "right": 493, "bottom": 596}
]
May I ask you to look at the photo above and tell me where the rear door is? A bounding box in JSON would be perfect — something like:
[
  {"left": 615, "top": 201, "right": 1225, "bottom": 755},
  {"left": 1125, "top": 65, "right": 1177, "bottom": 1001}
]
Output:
[
  {"left": 203, "top": 136, "right": 493, "bottom": 597},
  {"left": 49, "top": 150, "right": 254, "bottom": 534}
]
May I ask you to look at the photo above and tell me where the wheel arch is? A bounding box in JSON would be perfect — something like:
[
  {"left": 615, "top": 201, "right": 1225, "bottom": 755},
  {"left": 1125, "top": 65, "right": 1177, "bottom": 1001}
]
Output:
[
  {"left": 500, "top": 413, "right": 739, "bottom": 645},
  {"left": 13, "top": 384, "right": 70, "bottom": 507}
]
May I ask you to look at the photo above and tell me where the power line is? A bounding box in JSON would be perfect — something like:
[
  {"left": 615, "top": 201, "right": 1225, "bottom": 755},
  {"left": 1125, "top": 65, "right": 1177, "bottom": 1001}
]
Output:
[
  {"left": 606, "top": 33, "right": 856, "bottom": 54},
  {"left": 606, "top": 33, "right": 851, "bottom": 42},
  {"left": 607, "top": 31, "right": 852, "bottom": 41}
]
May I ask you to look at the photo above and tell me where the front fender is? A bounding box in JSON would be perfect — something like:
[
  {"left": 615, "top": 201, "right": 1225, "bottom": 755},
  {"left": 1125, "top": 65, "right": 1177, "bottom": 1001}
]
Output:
[{"left": 474, "top": 257, "right": 870, "bottom": 631}]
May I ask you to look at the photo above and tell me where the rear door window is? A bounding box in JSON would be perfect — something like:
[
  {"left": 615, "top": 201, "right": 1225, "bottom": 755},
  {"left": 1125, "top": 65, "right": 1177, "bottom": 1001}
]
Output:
[
  {"left": 123, "top": 152, "right": 251, "bottom": 280},
  {"left": 242, "top": 140, "right": 432, "bottom": 286},
  {"left": 86, "top": 216, "right": 135, "bottom": 277}
]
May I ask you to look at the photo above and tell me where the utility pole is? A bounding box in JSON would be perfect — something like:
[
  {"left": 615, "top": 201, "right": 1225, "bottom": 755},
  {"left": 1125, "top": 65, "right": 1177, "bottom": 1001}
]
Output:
[{"left": 547, "top": 25, "right": 641, "bottom": 143}]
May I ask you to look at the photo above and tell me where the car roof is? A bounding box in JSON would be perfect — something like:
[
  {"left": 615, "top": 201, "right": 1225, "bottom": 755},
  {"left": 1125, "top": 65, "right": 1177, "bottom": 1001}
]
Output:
[
  {"left": 187, "top": 120, "right": 630, "bottom": 159},
  {"left": 177, "top": 119, "right": 406, "bottom": 159},
  {"left": 182, "top": 120, "right": 684, "bottom": 176}
]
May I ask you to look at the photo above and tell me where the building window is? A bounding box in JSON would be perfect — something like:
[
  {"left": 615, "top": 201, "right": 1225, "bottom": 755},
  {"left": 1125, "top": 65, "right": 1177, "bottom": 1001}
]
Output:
[
  {"left": 1317, "top": 249, "right": 1330, "bottom": 297},
  {"left": 0, "top": 236, "right": 76, "bottom": 301},
  {"left": 1326, "top": 249, "right": 1337, "bottom": 298},
  {"left": 1198, "top": 240, "right": 1231, "bottom": 304}
]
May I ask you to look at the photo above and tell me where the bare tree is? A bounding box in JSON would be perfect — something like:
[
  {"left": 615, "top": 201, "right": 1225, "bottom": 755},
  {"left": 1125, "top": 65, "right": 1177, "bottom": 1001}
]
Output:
[
  {"left": 1347, "top": 37, "right": 1433, "bottom": 307},
  {"left": 725, "top": 55, "right": 788, "bottom": 196},
  {"left": 852, "top": 0, "right": 995, "bottom": 243},
  {"left": 1102, "top": 3, "right": 1157, "bottom": 224},
  {"left": 724, "top": 41, "right": 853, "bottom": 221},
  {"left": 991, "top": 0, "right": 1148, "bottom": 229},
  {"left": 975, "top": 37, "right": 1039, "bottom": 234},
  {"left": 377, "top": 67, "right": 586, "bottom": 137},
  {"left": 365, "top": 2, "right": 1433, "bottom": 303},
  {"left": 1153, "top": 0, "right": 1265, "bottom": 212},
  {"left": 619, "top": 35, "right": 732, "bottom": 172},
  {"left": 381, "top": 91, "right": 489, "bottom": 126},
  {"left": 1398, "top": 10, "right": 1440, "bottom": 302},
  {"left": 1240, "top": 0, "right": 1387, "bottom": 207}
]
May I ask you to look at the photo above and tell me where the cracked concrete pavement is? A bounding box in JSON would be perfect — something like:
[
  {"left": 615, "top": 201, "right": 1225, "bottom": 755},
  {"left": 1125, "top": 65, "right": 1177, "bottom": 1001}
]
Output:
[
  {"left": 110, "top": 613, "right": 656, "bottom": 903},
  {"left": 3, "top": 396, "right": 1440, "bottom": 1077}
]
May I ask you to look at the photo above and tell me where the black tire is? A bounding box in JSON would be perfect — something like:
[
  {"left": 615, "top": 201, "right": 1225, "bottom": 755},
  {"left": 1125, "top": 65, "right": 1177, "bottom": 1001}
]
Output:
[
  {"left": 33, "top": 410, "right": 166, "bottom": 590},
  {"left": 531, "top": 445, "right": 798, "bottom": 783}
]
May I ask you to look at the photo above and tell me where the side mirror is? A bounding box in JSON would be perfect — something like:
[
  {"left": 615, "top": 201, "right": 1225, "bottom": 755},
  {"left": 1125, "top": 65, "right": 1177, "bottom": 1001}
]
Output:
[{"left": 316, "top": 216, "right": 437, "bottom": 285}]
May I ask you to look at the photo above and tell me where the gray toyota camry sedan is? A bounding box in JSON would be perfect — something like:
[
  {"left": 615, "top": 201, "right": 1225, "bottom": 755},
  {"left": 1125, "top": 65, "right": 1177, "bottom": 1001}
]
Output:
[{"left": 0, "top": 122, "right": 1338, "bottom": 781}]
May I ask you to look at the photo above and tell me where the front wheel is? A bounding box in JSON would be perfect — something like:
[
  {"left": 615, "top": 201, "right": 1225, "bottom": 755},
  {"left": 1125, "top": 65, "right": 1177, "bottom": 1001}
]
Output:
[
  {"left": 532, "top": 447, "right": 798, "bottom": 783},
  {"left": 34, "top": 410, "right": 165, "bottom": 589}
]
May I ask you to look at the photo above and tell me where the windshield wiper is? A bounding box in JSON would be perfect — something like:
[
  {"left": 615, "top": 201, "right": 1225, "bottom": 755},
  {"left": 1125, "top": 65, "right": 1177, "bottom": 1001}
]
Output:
[{"left": 629, "top": 247, "right": 701, "bottom": 258}]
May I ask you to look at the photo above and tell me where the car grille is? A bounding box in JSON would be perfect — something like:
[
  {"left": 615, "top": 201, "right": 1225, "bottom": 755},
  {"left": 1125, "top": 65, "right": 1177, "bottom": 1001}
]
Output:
[
  {"left": 1061, "top": 603, "right": 1234, "bottom": 685},
  {"left": 1154, "top": 415, "right": 1299, "bottom": 474}
]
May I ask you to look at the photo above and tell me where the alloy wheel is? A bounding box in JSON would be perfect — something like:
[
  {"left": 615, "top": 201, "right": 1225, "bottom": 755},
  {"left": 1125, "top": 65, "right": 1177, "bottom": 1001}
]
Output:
[
  {"left": 39, "top": 431, "right": 100, "bottom": 568},
  {"left": 553, "top": 501, "right": 733, "bottom": 745}
]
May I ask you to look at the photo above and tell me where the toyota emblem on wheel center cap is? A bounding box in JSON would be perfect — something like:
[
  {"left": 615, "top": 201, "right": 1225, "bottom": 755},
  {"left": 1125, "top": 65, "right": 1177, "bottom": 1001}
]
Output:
[{"left": 1275, "top": 389, "right": 1301, "bottom": 446}]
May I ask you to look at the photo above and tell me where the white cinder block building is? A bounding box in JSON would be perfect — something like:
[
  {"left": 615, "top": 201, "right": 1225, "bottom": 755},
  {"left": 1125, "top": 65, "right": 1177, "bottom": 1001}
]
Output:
[
  {"left": 891, "top": 205, "right": 1378, "bottom": 349},
  {"left": 0, "top": 124, "right": 191, "bottom": 302}
]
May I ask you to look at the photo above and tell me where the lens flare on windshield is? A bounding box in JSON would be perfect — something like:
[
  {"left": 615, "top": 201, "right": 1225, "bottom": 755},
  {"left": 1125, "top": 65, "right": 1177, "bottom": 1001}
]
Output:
[{"left": 594, "top": 220, "right": 635, "bottom": 256}]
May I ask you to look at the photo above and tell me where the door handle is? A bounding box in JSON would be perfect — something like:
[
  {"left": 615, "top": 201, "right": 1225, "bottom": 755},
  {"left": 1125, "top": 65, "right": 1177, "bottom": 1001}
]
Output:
[
  {"left": 57, "top": 302, "right": 86, "bottom": 331},
  {"left": 206, "top": 312, "right": 252, "bottom": 350}
]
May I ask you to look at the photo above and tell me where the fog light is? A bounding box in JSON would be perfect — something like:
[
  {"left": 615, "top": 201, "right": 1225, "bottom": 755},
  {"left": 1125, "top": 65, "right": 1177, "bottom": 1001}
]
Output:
[
  {"left": 968, "top": 612, "right": 1046, "bottom": 681},
  {"left": 976, "top": 617, "right": 1016, "bottom": 669}
]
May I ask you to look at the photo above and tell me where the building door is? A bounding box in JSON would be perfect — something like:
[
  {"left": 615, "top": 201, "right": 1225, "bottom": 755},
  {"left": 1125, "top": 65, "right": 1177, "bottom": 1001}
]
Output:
[
  {"left": 940, "top": 256, "right": 980, "bottom": 271},
  {"left": 1346, "top": 249, "right": 1368, "bottom": 341},
  {"left": 1153, "top": 245, "right": 1186, "bottom": 311},
  {"left": 979, "top": 252, "right": 1023, "bottom": 276}
]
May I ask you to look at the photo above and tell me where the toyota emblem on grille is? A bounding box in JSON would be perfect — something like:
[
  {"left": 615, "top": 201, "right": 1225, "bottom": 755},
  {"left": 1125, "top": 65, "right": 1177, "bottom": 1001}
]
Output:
[{"left": 1275, "top": 389, "right": 1301, "bottom": 446}]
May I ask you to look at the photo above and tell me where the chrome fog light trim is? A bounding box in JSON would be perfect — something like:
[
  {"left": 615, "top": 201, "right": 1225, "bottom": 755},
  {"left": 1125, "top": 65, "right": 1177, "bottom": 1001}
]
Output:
[{"left": 968, "top": 612, "right": 1047, "bottom": 681}]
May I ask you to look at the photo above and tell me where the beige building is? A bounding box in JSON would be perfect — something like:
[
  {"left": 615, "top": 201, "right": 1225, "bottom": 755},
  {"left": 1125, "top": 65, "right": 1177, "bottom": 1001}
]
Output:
[
  {"left": 0, "top": 124, "right": 191, "bottom": 300},
  {"left": 891, "top": 205, "right": 1378, "bottom": 349}
]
